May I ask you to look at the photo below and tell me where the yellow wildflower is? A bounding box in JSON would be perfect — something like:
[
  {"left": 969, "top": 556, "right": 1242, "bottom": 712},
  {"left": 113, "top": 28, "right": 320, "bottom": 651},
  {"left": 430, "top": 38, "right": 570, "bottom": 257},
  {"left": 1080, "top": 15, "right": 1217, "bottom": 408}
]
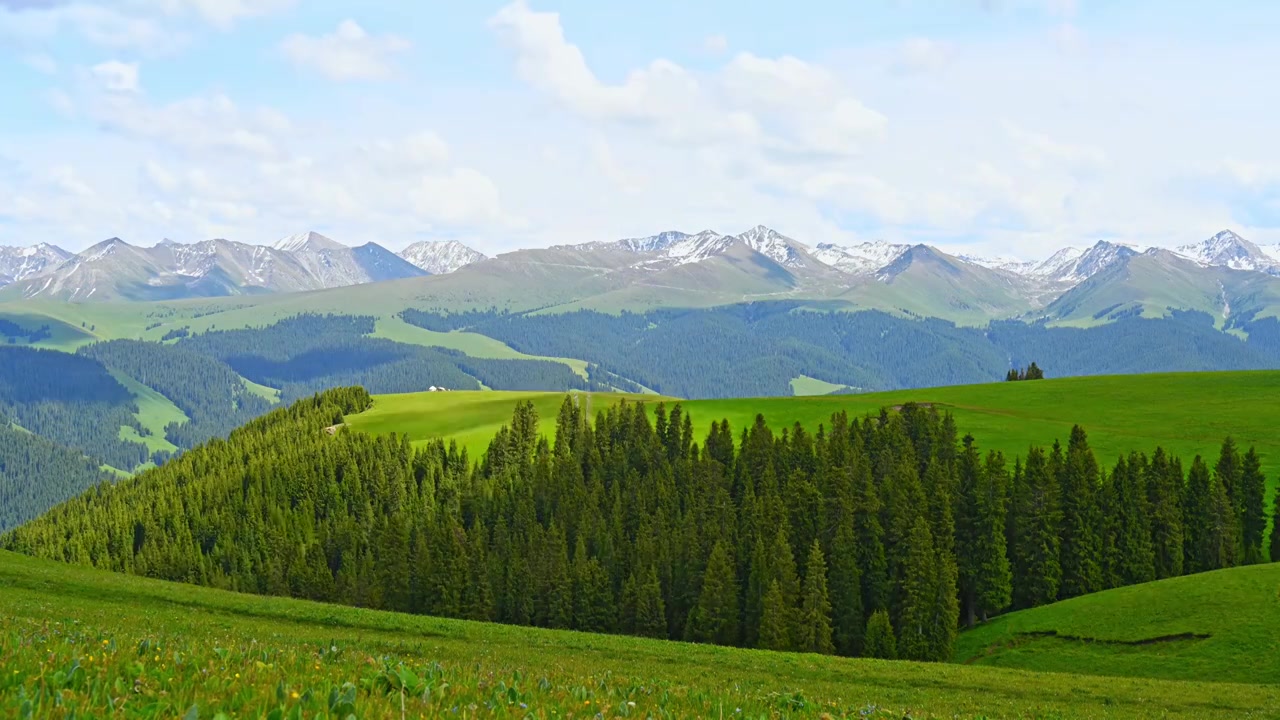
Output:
[{"left": 290, "top": 691, "right": 300, "bottom": 700}]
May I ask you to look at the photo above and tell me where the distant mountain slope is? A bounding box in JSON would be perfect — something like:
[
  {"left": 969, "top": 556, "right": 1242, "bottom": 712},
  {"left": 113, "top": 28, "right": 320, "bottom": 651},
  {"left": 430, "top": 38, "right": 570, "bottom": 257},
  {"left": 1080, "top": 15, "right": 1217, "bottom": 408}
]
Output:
[
  {"left": 7, "top": 226, "right": 1280, "bottom": 330},
  {"left": 399, "top": 240, "right": 487, "bottom": 274},
  {"left": 1041, "top": 247, "right": 1280, "bottom": 326},
  {"left": 0, "top": 243, "right": 72, "bottom": 286},
  {"left": 6, "top": 233, "right": 425, "bottom": 301}
]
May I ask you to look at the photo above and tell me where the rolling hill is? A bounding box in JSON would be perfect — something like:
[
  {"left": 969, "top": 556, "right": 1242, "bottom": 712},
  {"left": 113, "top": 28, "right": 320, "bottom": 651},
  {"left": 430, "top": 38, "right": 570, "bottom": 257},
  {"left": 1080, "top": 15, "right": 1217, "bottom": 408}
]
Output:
[
  {"left": 3, "top": 550, "right": 1274, "bottom": 719},
  {"left": 347, "top": 371, "right": 1279, "bottom": 535},
  {"left": 955, "top": 561, "right": 1280, "bottom": 685}
]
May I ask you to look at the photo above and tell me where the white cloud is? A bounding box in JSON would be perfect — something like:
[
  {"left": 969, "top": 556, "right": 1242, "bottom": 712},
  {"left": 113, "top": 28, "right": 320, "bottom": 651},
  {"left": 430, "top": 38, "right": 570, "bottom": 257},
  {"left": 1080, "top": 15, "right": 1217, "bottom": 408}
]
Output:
[
  {"left": 0, "top": 3, "right": 176, "bottom": 51},
  {"left": 281, "top": 19, "right": 412, "bottom": 82},
  {"left": 893, "top": 37, "right": 950, "bottom": 74},
  {"left": 90, "top": 59, "right": 140, "bottom": 92},
  {"left": 703, "top": 33, "right": 727, "bottom": 55},
  {"left": 146, "top": 0, "right": 295, "bottom": 29}
]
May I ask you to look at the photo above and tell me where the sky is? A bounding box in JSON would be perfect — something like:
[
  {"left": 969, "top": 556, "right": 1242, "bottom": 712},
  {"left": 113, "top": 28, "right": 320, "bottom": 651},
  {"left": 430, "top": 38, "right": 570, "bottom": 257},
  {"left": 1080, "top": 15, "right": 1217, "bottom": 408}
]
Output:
[{"left": 1, "top": 0, "right": 1278, "bottom": 259}]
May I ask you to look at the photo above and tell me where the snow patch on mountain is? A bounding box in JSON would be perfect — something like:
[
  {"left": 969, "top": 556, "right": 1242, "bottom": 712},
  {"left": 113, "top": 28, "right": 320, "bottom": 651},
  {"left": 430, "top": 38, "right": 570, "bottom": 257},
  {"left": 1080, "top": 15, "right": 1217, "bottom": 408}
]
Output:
[
  {"left": 273, "top": 231, "right": 346, "bottom": 253},
  {"left": 811, "top": 241, "right": 910, "bottom": 276},
  {"left": 0, "top": 242, "right": 72, "bottom": 285},
  {"left": 399, "top": 240, "right": 487, "bottom": 275},
  {"left": 736, "top": 225, "right": 807, "bottom": 268},
  {"left": 1174, "top": 229, "right": 1279, "bottom": 274}
]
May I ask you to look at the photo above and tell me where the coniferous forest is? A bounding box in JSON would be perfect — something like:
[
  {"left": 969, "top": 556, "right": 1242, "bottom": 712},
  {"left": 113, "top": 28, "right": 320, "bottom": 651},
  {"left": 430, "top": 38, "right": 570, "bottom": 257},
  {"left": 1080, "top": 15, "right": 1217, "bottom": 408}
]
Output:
[{"left": 5, "top": 389, "right": 1277, "bottom": 662}]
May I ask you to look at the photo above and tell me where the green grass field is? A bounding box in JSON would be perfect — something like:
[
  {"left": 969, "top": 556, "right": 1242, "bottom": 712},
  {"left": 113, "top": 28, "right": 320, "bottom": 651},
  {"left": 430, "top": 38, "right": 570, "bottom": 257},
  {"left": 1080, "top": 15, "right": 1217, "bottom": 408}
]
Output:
[
  {"left": 955, "top": 562, "right": 1280, "bottom": 685},
  {"left": 345, "top": 390, "right": 661, "bottom": 460},
  {"left": 2, "top": 550, "right": 1276, "bottom": 719},
  {"left": 109, "top": 371, "right": 186, "bottom": 459},
  {"left": 372, "top": 316, "right": 591, "bottom": 379},
  {"left": 789, "top": 375, "right": 851, "bottom": 396},
  {"left": 346, "top": 372, "right": 1280, "bottom": 545}
]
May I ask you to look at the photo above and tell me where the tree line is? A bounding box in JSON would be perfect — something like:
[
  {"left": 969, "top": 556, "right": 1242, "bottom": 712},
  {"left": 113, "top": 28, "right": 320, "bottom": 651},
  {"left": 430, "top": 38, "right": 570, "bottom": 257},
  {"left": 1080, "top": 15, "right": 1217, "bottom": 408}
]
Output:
[
  {"left": 6, "top": 390, "right": 1277, "bottom": 663},
  {"left": 1005, "top": 363, "right": 1044, "bottom": 381}
]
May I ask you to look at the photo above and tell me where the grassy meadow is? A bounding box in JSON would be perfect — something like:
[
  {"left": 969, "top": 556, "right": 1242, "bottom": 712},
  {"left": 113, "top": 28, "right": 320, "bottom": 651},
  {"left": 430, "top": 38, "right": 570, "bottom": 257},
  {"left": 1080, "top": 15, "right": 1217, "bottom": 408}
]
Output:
[
  {"left": 348, "top": 370, "right": 1280, "bottom": 486},
  {"left": 956, "top": 562, "right": 1280, "bottom": 685},
  {"left": 2, "top": 549, "right": 1277, "bottom": 719}
]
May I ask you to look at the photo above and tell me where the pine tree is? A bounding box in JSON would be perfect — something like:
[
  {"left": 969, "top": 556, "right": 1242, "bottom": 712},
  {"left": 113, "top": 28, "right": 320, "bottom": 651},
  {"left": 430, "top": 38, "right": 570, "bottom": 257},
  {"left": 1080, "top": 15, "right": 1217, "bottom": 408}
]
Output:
[
  {"left": 572, "top": 538, "right": 615, "bottom": 633},
  {"left": 685, "top": 540, "right": 739, "bottom": 646},
  {"left": 863, "top": 610, "right": 897, "bottom": 660},
  {"left": 758, "top": 580, "right": 794, "bottom": 651},
  {"left": 1184, "top": 455, "right": 1213, "bottom": 573},
  {"left": 1058, "top": 426, "right": 1103, "bottom": 599},
  {"left": 852, "top": 455, "right": 889, "bottom": 615},
  {"left": 958, "top": 439, "right": 1012, "bottom": 626},
  {"left": 1215, "top": 437, "right": 1242, "bottom": 524},
  {"left": 1145, "top": 449, "right": 1184, "bottom": 579},
  {"left": 627, "top": 565, "right": 668, "bottom": 639},
  {"left": 1103, "top": 455, "right": 1155, "bottom": 588},
  {"left": 828, "top": 519, "right": 864, "bottom": 656},
  {"left": 926, "top": 538, "right": 960, "bottom": 661},
  {"left": 1240, "top": 447, "right": 1267, "bottom": 565},
  {"left": 797, "top": 540, "right": 835, "bottom": 654},
  {"left": 1270, "top": 486, "right": 1280, "bottom": 563},
  {"left": 973, "top": 451, "right": 1012, "bottom": 621},
  {"left": 896, "top": 516, "right": 937, "bottom": 661},
  {"left": 1011, "top": 447, "right": 1061, "bottom": 608}
]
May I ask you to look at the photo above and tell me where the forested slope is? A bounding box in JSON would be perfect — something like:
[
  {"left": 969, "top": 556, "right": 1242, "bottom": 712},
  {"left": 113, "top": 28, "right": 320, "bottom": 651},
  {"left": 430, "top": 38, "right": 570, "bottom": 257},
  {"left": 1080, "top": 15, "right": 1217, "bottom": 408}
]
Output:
[
  {"left": 9, "top": 391, "right": 1277, "bottom": 664},
  {"left": 178, "top": 313, "right": 612, "bottom": 399},
  {"left": 0, "top": 425, "right": 111, "bottom": 532},
  {"left": 402, "top": 305, "right": 1280, "bottom": 397},
  {"left": 78, "top": 339, "right": 275, "bottom": 449},
  {"left": 0, "top": 346, "right": 151, "bottom": 470}
]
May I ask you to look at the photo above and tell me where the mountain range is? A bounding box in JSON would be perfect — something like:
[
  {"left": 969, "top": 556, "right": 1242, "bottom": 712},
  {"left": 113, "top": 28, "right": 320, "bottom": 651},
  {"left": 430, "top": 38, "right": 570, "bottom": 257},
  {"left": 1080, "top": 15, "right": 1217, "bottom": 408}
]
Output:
[
  {"left": 0, "top": 233, "right": 488, "bottom": 302},
  {"left": 4, "top": 227, "right": 1280, "bottom": 327}
]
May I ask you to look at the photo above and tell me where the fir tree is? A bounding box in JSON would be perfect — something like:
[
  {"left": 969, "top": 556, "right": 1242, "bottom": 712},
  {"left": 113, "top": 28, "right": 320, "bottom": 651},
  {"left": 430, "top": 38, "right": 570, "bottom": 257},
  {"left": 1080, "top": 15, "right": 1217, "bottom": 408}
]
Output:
[
  {"left": 797, "top": 540, "right": 835, "bottom": 655},
  {"left": 896, "top": 516, "right": 937, "bottom": 662},
  {"left": 863, "top": 610, "right": 896, "bottom": 660},
  {"left": 626, "top": 565, "right": 668, "bottom": 639},
  {"left": 1270, "top": 487, "right": 1280, "bottom": 563},
  {"left": 828, "top": 519, "right": 864, "bottom": 656},
  {"left": 758, "top": 580, "right": 795, "bottom": 651},
  {"left": 1239, "top": 448, "right": 1267, "bottom": 565},
  {"left": 1058, "top": 426, "right": 1103, "bottom": 599},
  {"left": 958, "top": 438, "right": 1011, "bottom": 626},
  {"left": 685, "top": 540, "right": 739, "bottom": 646},
  {"left": 1011, "top": 447, "right": 1061, "bottom": 608},
  {"left": 1145, "top": 449, "right": 1184, "bottom": 580}
]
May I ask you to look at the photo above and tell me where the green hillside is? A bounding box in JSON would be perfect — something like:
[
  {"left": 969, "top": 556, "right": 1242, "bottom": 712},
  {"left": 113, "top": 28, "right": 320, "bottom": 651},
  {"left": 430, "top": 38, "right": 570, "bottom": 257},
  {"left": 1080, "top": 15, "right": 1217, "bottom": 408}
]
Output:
[
  {"left": 2, "top": 550, "right": 1275, "bottom": 719},
  {"left": 349, "top": 370, "right": 1280, "bottom": 477},
  {"left": 956, "top": 562, "right": 1280, "bottom": 685},
  {"left": 344, "top": 389, "right": 662, "bottom": 458}
]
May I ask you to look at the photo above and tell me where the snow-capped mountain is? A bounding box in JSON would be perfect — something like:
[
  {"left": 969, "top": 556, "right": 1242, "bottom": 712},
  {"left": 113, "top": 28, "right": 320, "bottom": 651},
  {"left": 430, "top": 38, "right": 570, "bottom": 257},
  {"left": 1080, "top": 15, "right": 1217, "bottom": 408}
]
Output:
[
  {"left": 0, "top": 243, "right": 72, "bottom": 286},
  {"left": 1174, "top": 230, "right": 1280, "bottom": 275},
  {"left": 399, "top": 240, "right": 487, "bottom": 275},
  {"left": 11, "top": 233, "right": 425, "bottom": 301},
  {"left": 279, "top": 232, "right": 425, "bottom": 288},
  {"left": 737, "top": 225, "right": 809, "bottom": 268},
  {"left": 813, "top": 241, "right": 911, "bottom": 276},
  {"left": 273, "top": 231, "right": 347, "bottom": 254}
]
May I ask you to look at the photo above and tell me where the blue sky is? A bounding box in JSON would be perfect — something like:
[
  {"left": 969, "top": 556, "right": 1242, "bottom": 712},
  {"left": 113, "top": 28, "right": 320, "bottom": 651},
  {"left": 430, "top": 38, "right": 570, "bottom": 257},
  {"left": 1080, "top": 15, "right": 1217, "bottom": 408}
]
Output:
[{"left": 1, "top": 0, "right": 1277, "bottom": 257}]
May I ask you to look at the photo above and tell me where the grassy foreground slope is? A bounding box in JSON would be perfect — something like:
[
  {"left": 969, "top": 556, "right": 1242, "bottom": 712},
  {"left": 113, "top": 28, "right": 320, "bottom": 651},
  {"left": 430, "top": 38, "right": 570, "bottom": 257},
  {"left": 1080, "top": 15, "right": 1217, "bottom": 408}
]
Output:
[
  {"left": 956, "top": 562, "right": 1280, "bottom": 685},
  {"left": 2, "top": 551, "right": 1276, "bottom": 719}
]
